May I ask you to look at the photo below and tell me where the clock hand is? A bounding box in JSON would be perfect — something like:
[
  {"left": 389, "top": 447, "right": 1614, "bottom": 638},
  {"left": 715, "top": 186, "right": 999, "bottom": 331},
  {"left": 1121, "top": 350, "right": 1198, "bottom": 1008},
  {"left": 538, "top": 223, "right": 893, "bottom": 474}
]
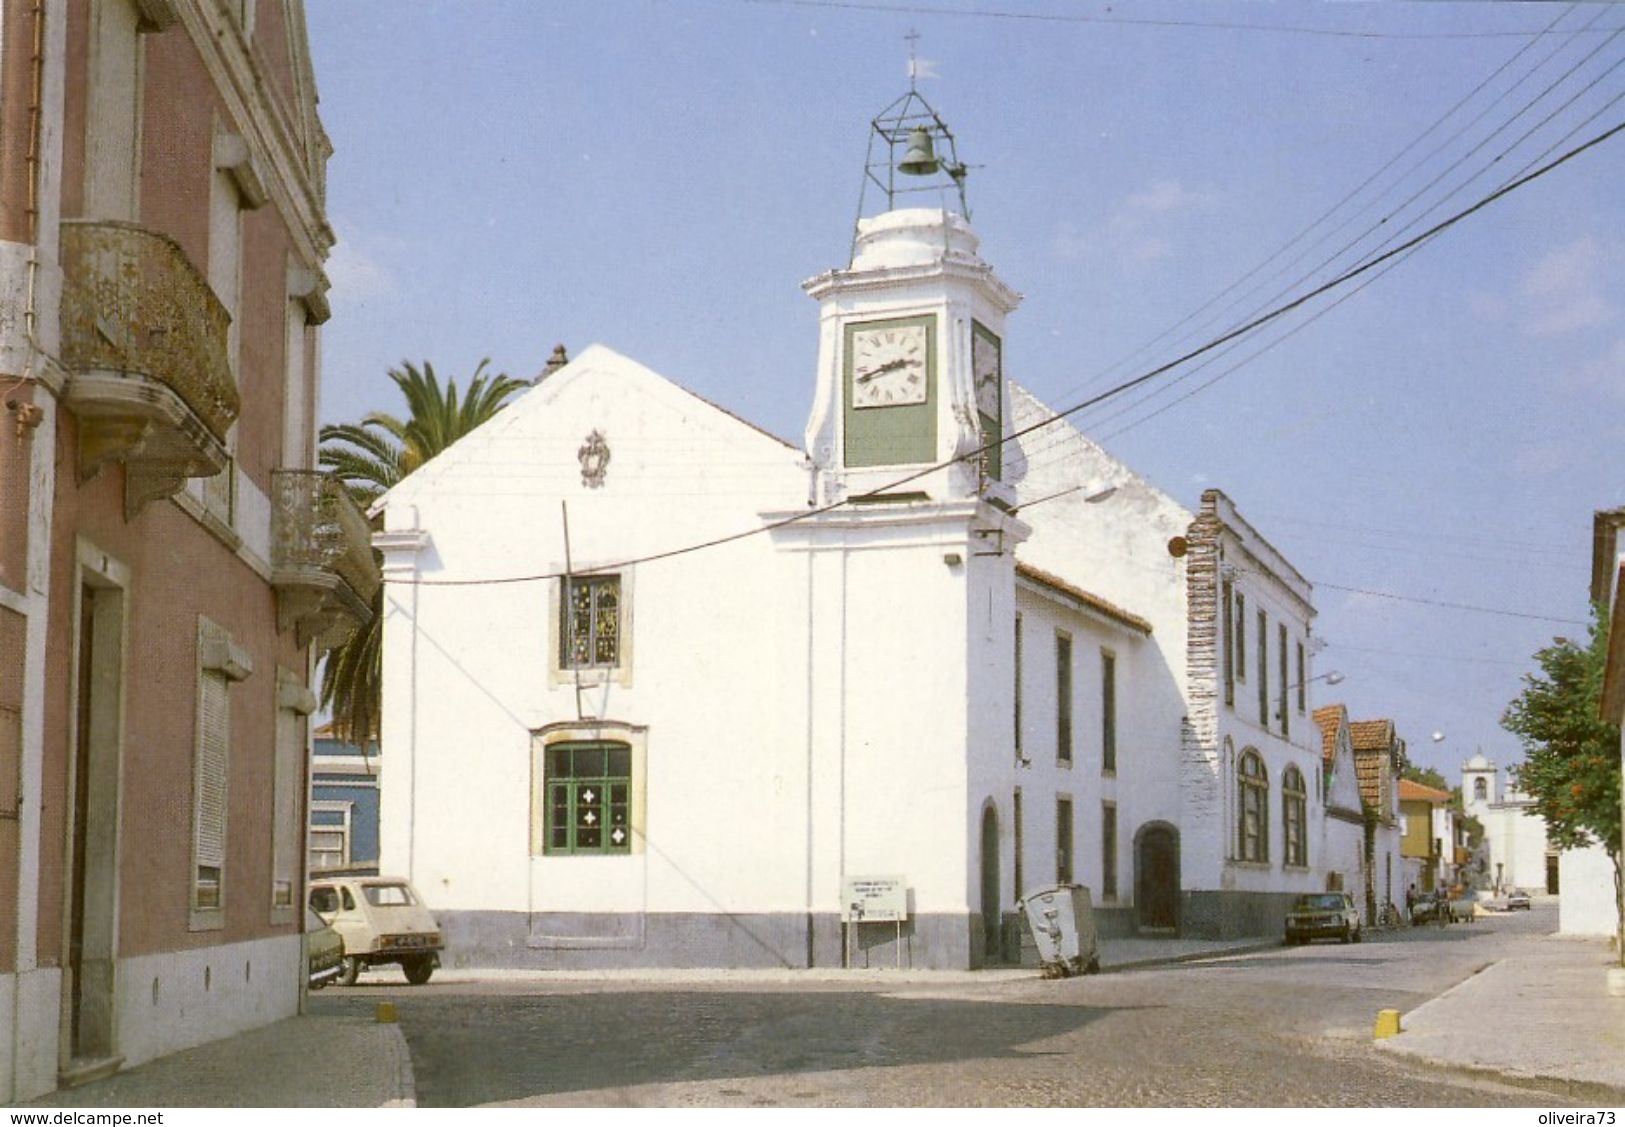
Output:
[{"left": 855, "top": 358, "right": 918, "bottom": 383}]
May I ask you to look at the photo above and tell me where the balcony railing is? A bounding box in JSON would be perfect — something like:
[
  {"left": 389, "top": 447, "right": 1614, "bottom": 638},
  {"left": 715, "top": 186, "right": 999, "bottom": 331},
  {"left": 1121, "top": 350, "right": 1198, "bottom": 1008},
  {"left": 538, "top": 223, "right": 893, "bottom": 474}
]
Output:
[
  {"left": 271, "top": 470, "right": 381, "bottom": 647},
  {"left": 59, "top": 219, "right": 239, "bottom": 517}
]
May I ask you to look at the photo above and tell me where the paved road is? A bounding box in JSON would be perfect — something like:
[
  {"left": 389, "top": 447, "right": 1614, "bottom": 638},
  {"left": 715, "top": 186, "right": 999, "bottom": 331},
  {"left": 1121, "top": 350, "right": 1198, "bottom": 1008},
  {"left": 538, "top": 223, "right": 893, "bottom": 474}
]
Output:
[{"left": 312, "top": 904, "right": 1578, "bottom": 1107}]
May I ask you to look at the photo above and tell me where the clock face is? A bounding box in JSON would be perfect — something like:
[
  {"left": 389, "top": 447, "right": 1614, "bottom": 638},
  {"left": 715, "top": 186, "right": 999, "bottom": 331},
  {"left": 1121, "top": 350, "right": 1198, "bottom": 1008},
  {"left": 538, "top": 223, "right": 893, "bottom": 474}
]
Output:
[
  {"left": 851, "top": 322, "right": 929, "bottom": 409},
  {"left": 972, "top": 325, "right": 1001, "bottom": 417}
]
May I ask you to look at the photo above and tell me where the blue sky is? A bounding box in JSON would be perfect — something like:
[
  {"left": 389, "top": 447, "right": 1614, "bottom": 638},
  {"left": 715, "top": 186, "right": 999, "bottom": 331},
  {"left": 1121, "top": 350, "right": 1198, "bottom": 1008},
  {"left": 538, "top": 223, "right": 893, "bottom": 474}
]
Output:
[{"left": 304, "top": 0, "right": 1624, "bottom": 782}]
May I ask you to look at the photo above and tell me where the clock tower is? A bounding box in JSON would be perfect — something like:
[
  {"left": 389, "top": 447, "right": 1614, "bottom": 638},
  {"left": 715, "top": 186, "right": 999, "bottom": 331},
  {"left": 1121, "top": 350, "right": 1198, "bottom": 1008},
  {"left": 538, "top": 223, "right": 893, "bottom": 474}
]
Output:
[
  {"left": 802, "top": 89, "right": 1022, "bottom": 508},
  {"left": 772, "top": 80, "right": 1034, "bottom": 970}
]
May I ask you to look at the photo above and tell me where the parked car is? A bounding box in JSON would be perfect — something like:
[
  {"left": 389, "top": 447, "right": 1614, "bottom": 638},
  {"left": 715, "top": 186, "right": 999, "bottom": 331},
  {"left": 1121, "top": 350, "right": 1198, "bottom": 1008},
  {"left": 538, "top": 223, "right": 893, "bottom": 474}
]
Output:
[
  {"left": 1506, "top": 888, "right": 1532, "bottom": 911},
  {"left": 1284, "top": 892, "right": 1362, "bottom": 945},
  {"left": 305, "top": 907, "right": 344, "bottom": 990},
  {"left": 308, "top": 874, "right": 442, "bottom": 986}
]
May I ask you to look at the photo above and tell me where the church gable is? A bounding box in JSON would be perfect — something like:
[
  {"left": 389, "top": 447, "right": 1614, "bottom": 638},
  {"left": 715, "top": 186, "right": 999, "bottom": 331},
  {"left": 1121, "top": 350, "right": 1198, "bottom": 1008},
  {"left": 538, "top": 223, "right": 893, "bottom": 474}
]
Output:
[{"left": 381, "top": 344, "right": 806, "bottom": 517}]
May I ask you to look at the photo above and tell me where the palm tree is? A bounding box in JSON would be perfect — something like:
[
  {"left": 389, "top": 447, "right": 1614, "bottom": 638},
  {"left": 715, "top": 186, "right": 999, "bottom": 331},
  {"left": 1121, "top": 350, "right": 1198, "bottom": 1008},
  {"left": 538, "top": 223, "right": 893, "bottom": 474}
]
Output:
[{"left": 318, "top": 359, "right": 529, "bottom": 746}]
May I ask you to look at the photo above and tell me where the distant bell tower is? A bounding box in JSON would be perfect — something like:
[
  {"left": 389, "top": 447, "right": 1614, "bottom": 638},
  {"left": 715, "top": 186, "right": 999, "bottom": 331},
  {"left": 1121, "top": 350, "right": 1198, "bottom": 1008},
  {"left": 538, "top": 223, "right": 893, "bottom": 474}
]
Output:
[
  {"left": 802, "top": 76, "right": 1021, "bottom": 508},
  {"left": 1462, "top": 752, "right": 1497, "bottom": 816}
]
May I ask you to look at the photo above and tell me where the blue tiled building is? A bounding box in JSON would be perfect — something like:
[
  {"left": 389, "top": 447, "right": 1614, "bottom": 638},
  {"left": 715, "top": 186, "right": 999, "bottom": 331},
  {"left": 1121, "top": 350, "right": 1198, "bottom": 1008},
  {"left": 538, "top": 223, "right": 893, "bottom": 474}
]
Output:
[{"left": 309, "top": 724, "right": 381, "bottom": 874}]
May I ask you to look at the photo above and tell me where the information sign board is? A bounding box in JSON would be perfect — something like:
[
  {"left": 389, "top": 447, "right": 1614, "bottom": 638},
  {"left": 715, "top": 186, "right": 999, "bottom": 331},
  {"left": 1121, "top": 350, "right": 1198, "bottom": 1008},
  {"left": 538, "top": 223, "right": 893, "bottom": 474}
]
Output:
[{"left": 841, "top": 875, "right": 908, "bottom": 922}]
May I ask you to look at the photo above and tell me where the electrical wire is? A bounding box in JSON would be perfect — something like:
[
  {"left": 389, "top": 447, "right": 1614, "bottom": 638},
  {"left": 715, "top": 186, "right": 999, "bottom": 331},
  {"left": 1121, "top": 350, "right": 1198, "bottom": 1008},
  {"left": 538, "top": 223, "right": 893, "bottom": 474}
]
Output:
[
  {"left": 748, "top": 0, "right": 1624, "bottom": 42},
  {"left": 1018, "top": 9, "right": 1621, "bottom": 467},
  {"left": 1050, "top": 2, "right": 1588, "bottom": 410},
  {"left": 1316, "top": 582, "right": 1585, "bottom": 626},
  {"left": 383, "top": 115, "right": 1625, "bottom": 590}
]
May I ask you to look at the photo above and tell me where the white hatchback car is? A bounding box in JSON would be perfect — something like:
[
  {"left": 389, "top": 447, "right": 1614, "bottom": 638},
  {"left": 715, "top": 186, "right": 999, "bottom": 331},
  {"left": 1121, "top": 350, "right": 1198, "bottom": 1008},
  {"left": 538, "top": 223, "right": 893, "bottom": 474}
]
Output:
[{"left": 308, "top": 874, "right": 443, "bottom": 985}]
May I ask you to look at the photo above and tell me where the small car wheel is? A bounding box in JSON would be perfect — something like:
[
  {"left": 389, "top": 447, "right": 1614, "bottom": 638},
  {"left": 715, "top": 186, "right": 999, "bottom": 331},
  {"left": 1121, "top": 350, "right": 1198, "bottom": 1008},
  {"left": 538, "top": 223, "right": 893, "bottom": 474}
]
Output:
[
  {"left": 403, "top": 955, "right": 434, "bottom": 986},
  {"left": 1353, "top": 925, "right": 1362, "bottom": 944},
  {"left": 337, "top": 957, "right": 361, "bottom": 987}
]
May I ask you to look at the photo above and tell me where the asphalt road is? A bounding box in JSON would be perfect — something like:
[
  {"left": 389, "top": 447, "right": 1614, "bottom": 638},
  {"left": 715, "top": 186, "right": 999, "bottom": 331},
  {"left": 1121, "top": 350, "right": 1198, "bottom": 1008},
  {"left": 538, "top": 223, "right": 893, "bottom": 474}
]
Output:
[{"left": 312, "top": 904, "right": 1574, "bottom": 1107}]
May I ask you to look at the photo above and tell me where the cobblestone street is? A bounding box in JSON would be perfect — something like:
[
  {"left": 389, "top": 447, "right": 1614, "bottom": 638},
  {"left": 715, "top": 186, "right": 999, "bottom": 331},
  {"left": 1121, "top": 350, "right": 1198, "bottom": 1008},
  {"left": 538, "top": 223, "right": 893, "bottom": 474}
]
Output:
[{"left": 313, "top": 908, "right": 1599, "bottom": 1107}]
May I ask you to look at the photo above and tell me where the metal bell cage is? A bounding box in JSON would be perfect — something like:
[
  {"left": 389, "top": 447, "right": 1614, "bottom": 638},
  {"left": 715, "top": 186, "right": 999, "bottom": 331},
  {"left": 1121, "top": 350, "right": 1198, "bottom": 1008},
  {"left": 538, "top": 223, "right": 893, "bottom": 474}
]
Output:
[{"left": 855, "top": 86, "right": 971, "bottom": 229}]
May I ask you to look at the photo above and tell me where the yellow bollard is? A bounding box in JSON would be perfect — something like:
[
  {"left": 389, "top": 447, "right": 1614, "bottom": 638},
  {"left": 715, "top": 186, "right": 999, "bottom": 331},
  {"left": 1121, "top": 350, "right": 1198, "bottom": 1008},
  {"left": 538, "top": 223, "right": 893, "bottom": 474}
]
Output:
[
  {"left": 1373, "top": 1009, "right": 1402, "bottom": 1039},
  {"left": 375, "top": 1001, "right": 398, "bottom": 1024}
]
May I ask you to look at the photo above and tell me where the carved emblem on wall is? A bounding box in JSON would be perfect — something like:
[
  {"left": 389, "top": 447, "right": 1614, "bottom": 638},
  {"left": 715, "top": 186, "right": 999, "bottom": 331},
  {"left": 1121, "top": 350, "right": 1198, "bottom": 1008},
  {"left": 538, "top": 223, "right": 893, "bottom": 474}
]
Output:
[{"left": 578, "top": 429, "right": 611, "bottom": 488}]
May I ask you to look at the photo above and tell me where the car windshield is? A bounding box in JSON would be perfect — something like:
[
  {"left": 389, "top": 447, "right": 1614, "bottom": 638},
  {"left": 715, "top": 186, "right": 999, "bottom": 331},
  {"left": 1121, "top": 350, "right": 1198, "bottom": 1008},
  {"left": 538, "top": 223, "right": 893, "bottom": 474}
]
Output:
[
  {"left": 363, "top": 883, "right": 416, "bottom": 907},
  {"left": 1295, "top": 894, "right": 1344, "bottom": 910}
]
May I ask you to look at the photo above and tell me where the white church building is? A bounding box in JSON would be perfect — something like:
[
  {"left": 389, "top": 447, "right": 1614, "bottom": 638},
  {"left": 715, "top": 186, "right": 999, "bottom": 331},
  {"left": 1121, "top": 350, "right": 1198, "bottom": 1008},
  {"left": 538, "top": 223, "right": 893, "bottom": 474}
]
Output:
[
  {"left": 372, "top": 95, "right": 1339, "bottom": 967},
  {"left": 1461, "top": 753, "right": 1554, "bottom": 897}
]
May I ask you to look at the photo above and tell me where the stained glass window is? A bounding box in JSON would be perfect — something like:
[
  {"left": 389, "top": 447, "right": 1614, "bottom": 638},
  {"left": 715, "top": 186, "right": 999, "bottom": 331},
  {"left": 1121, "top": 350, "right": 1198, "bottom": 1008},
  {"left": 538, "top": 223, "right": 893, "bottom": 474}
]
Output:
[
  {"left": 562, "top": 576, "right": 620, "bottom": 669},
  {"left": 544, "top": 741, "right": 632, "bottom": 855}
]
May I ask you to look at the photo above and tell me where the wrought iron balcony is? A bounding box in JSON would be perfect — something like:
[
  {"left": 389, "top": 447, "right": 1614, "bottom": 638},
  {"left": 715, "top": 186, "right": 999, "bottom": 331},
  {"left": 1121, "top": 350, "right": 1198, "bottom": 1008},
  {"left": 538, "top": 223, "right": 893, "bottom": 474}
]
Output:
[
  {"left": 271, "top": 470, "right": 380, "bottom": 648},
  {"left": 59, "top": 219, "right": 239, "bottom": 518}
]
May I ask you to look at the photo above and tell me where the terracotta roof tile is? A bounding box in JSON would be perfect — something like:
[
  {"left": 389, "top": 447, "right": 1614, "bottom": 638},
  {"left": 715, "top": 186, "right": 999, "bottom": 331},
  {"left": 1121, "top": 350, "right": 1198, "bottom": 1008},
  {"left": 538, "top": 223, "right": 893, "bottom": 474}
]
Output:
[
  {"left": 1348, "top": 719, "right": 1396, "bottom": 751},
  {"left": 1399, "top": 778, "right": 1452, "bottom": 803},
  {"left": 1352, "top": 751, "right": 1383, "bottom": 810},
  {"left": 1015, "top": 562, "right": 1153, "bottom": 635},
  {"left": 1312, "top": 704, "right": 1346, "bottom": 765}
]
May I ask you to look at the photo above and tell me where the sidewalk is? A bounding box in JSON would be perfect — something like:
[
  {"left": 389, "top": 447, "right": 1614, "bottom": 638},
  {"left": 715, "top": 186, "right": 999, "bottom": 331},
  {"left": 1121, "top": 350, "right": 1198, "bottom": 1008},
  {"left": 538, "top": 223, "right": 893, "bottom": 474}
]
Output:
[
  {"left": 20, "top": 933, "right": 1621, "bottom": 1107},
  {"left": 20, "top": 1011, "right": 416, "bottom": 1109},
  {"left": 1377, "top": 934, "right": 1625, "bottom": 1095},
  {"left": 15, "top": 935, "right": 1261, "bottom": 1109}
]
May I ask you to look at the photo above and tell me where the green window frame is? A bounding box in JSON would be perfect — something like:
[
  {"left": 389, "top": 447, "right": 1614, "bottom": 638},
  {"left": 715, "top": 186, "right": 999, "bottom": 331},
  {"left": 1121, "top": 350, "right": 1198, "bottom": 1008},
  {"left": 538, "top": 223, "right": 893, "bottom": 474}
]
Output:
[
  {"left": 544, "top": 741, "right": 632, "bottom": 855},
  {"left": 1238, "top": 749, "right": 1269, "bottom": 863},
  {"left": 1101, "top": 649, "right": 1117, "bottom": 774},
  {"left": 1283, "top": 765, "right": 1308, "bottom": 868},
  {"left": 1101, "top": 802, "right": 1118, "bottom": 899},
  {"left": 1056, "top": 795, "right": 1074, "bottom": 885},
  {"left": 1056, "top": 631, "right": 1073, "bottom": 765}
]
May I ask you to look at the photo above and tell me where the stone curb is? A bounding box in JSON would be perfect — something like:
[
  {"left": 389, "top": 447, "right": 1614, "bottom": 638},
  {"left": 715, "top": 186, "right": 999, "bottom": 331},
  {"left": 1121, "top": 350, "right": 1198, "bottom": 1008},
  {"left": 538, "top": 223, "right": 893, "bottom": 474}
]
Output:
[{"left": 1373, "top": 954, "right": 1625, "bottom": 1102}]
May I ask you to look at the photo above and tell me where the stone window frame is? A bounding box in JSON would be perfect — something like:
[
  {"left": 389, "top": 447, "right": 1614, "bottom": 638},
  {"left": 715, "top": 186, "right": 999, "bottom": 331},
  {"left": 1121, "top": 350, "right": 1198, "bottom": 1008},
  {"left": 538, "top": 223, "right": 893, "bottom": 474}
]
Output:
[
  {"left": 271, "top": 668, "right": 315, "bottom": 924},
  {"left": 191, "top": 615, "right": 253, "bottom": 932},
  {"left": 548, "top": 570, "right": 634, "bottom": 688}
]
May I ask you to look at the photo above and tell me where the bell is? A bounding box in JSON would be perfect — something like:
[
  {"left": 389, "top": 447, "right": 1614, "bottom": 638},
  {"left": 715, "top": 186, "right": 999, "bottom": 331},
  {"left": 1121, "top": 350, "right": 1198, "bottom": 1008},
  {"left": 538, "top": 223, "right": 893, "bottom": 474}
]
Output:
[{"left": 897, "top": 126, "right": 939, "bottom": 176}]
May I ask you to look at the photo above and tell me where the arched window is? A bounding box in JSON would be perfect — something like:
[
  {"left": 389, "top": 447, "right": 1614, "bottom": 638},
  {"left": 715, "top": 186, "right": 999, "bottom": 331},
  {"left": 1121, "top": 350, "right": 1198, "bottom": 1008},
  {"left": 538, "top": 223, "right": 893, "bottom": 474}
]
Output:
[
  {"left": 1282, "top": 765, "right": 1307, "bottom": 867},
  {"left": 1238, "top": 750, "right": 1269, "bottom": 863},
  {"left": 1473, "top": 777, "right": 1487, "bottom": 801}
]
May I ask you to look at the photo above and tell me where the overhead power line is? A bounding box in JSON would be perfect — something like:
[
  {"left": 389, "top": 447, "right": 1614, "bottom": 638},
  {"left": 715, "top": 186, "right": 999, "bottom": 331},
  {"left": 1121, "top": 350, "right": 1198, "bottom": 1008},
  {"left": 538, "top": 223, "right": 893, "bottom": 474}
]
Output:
[
  {"left": 750, "top": 0, "right": 1625, "bottom": 42},
  {"left": 1316, "top": 582, "right": 1586, "bottom": 626},
  {"left": 385, "top": 116, "right": 1625, "bottom": 589},
  {"left": 1022, "top": 8, "right": 1623, "bottom": 460}
]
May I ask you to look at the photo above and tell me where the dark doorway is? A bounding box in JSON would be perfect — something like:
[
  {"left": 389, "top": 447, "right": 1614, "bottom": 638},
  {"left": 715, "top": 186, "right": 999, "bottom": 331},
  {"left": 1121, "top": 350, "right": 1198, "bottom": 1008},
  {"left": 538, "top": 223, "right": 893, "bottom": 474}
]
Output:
[
  {"left": 1135, "top": 824, "right": 1179, "bottom": 931},
  {"left": 980, "top": 804, "right": 1000, "bottom": 960},
  {"left": 67, "top": 579, "right": 123, "bottom": 1066}
]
